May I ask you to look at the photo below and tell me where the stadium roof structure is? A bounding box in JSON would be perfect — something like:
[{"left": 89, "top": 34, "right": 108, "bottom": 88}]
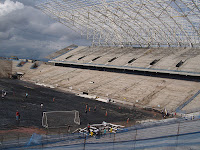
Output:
[{"left": 37, "top": 0, "right": 200, "bottom": 47}]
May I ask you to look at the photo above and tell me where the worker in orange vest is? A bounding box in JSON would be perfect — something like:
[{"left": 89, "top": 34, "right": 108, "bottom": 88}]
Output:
[
  {"left": 105, "top": 111, "right": 108, "bottom": 116},
  {"left": 16, "top": 111, "right": 20, "bottom": 122}
]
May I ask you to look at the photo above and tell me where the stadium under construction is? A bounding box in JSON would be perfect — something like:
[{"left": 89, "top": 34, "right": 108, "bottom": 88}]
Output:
[{"left": 0, "top": 0, "right": 200, "bottom": 149}]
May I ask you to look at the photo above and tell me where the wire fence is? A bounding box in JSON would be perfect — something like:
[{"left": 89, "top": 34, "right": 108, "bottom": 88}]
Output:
[{"left": 1, "top": 118, "right": 200, "bottom": 149}]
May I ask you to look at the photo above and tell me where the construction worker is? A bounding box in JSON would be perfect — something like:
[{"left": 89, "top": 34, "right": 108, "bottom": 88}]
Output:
[
  {"left": 67, "top": 125, "right": 71, "bottom": 133},
  {"left": 1, "top": 93, "right": 4, "bottom": 99},
  {"left": 87, "top": 123, "right": 90, "bottom": 132},
  {"left": 40, "top": 103, "right": 43, "bottom": 109},
  {"left": 105, "top": 111, "right": 108, "bottom": 116},
  {"left": 1, "top": 90, "right": 5, "bottom": 99},
  {"left": 127, "top": 118, "right": 129, "bottom": 124},
  {"left": 94, "top": 106, "right": 97, "bottom": 112},
  {"left": 104, "top": 128, "right": 107, "bottom": 135},
  {"left": 16, "top": 110, "right": 20, "bottom": 122},
  {"left": 109, "top": 127, "right": 113, "bottom": 137},
  {"left": 25, "top": 93, "right": 28, "bottom": 98},
  {"left": 90, "top": 131, "right": 94, "bottom": 136},
  {"left": 110, "top": 127, "right": 113, "bottom": 133}
]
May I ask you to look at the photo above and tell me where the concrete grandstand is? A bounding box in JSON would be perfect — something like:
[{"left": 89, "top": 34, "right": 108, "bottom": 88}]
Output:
[
  {"left": 35, "top": 0, "right": 200, "bottom": 115},
  {"left": 1, "top": 0, "right": 200, "bottom": 149},
  {"left": 12, "top": 45, "right": 200, "bottom": 115},
  {"left": 7, "top": 45, "right": 200, "bottom": 149}
]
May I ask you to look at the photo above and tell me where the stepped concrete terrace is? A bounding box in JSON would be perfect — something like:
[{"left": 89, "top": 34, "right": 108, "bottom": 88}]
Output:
[
  {"left": 52, "top": 46, "right": 200, "bottom": 76},
  {"left": 45, "top": 44, "right": 78, "bottom": 59},
  {"left": 12, "top": 60, "right": 34, "bottom": 75},
  {"left": 13, "top": 62, "right": 200, "bottom": 114},
  {"left": 182, "top": 91, "right": 200, "bottom": 114}
]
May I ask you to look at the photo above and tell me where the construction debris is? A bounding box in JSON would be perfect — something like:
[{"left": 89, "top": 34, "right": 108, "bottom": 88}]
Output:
[{"left": 74, "top": 121, "right": 124, "bottom": 136}]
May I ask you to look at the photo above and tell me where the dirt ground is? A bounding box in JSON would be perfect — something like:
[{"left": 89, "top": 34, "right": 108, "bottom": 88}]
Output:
[{"left": 0, "top": 78, "right": 162, "bottom": 139}]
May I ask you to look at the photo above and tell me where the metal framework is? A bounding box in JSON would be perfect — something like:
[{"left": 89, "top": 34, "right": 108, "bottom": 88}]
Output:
[{"left": 36, "top": 0, "right": 200, "bottom": 47}]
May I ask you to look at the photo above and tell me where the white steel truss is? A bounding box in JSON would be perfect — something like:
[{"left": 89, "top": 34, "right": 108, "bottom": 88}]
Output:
[{"left": 36, "top": 0, "right": 200, "bottom": 47}]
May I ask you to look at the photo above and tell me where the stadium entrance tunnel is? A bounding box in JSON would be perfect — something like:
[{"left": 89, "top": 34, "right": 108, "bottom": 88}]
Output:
[
  {"left": 108, "top": 57, "right": 118, "bottom": 62},
  {"left": 65, "top": 55, "right": 73, "bottom": 60},
  {"left": 150, "top": 59, "right": 160, "bottom": 65},
  {"left": 54, "top": 63, "right": 200, "bottom": 82},
  {"left": 92, "top": 56, "right": 101, "bottom": 61},
  {"left": 128, "top": 58, "right": 136, "bottom": 64},
  {"left": 30, "top": 62, "right": 41, "bottom": 69},
  {"left": 17, "top": 61, "right": 27, "bottom": 67},
  {"left": 176, "top": 60, "right": 184, "bottom": 68},
  {"left": 78, "top": 56, "right": 86, "bottom": 60}
]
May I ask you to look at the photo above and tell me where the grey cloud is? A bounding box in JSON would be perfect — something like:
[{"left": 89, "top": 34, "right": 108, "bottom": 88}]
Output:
[
  {"left": 0, "top": 31, "right": 12, "bottom": 40},
  {"left": 0, "top": 0, "right": 24, "bottom": 16},
  {"left": 3, "top": 0, "right": 39, "bottom": 6},
  {"left": 0, "top": 0, "right": 91, "bottom": 60}
]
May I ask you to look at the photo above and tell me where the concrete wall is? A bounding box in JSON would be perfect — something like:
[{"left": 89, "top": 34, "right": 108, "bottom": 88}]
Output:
[{"left": 0, "top": 60, "right": 12, "bottom": 78}]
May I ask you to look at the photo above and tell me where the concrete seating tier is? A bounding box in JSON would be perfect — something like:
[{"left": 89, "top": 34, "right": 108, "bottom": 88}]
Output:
[
  {"left": 0, "top": 60, "right": 12, "bottom": 78},
  {"left": 53, "top": 46, "right": 200, "bottom": 73},
  {"left": 13, "top": 63, "right": 200, "bottom": 114}
]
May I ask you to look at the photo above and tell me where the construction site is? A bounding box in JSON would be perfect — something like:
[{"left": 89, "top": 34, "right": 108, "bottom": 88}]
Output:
[{"left": 0, "top": 0, "right": 200, "bottom": 149}]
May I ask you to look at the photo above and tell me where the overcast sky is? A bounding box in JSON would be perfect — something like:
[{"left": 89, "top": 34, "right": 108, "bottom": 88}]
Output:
[{"left": 0, "top": 0, "right": 91, "bottom": 60}]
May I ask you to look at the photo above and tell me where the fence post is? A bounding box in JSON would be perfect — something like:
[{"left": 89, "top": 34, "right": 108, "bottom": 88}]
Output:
[
  {"left": 41, "top": 133, "right": 43, "bottom": 149},
  {"left": 46, "top": 128, "right": 48, "bottom": 143},
  {"left": 0, "top": 135, "right": 3, "bottom": 149},
  {"left": 83, "top": 134, "right": 86, "bottom": 150},
  {"left": 17, "top": 133, "right": 19, "bottom": 146},
  {"left": 176, "top": 122, "right": 180, "bottom": 147},
  {"left": 113, "top": 133, "right": 115, "bottom": 150},
  {"left": 59, "top": 127, "right": 60, "bottom": 140},
  {"left": 133, "top": 129, "right": 137, "bottom": 150}
]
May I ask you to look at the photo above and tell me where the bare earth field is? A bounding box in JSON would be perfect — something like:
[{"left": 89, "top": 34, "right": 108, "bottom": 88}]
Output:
[{"left": 0, "top": 78, "right": 162, "bottom": 139}]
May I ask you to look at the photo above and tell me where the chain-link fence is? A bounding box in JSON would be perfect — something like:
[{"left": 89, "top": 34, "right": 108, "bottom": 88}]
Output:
[{"left": 1, "top": 118, "right": 200, "bottom": 149}]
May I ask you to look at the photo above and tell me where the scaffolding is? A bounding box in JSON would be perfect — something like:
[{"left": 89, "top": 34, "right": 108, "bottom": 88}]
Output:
[{"left": 36, "top": 0, "right": 200, "bottom": 47}]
